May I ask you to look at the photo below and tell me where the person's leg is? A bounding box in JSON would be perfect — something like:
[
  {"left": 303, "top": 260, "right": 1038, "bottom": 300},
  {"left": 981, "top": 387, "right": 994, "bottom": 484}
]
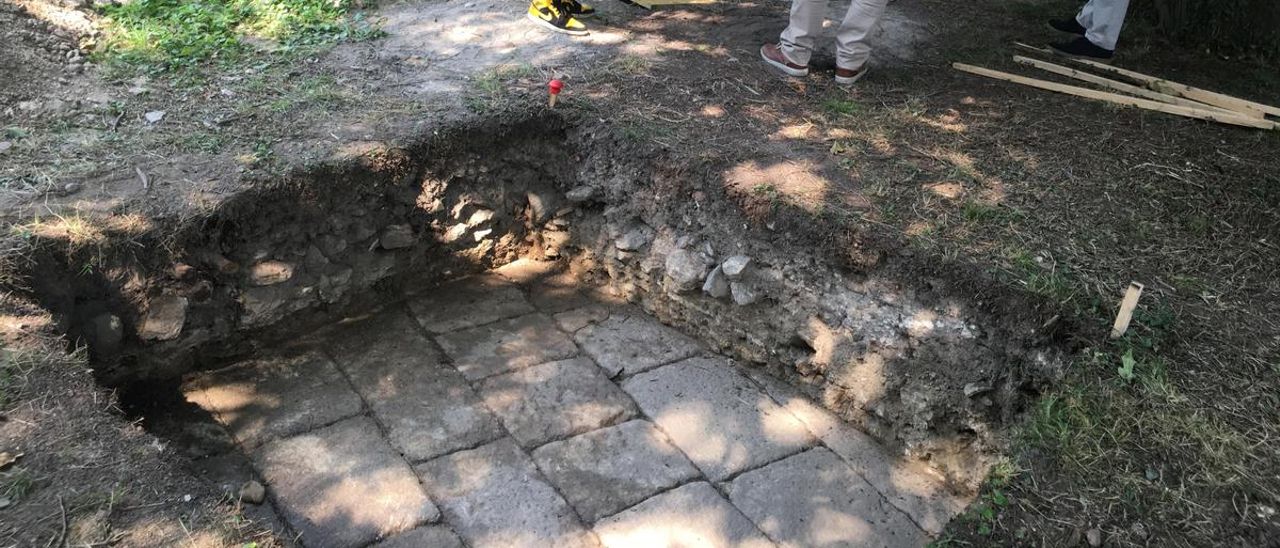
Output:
[
  {"left": 1075, "top": 0, "right": 1095, "bottom": 29},
  {"left": 778, "top": 0, "right": 828, "bottom": 66},
  {"left": 1082, "top": 0, "right": 1129, "bottom": 50},
  {"left": 833, "top": 0, "right": 889, "bottom": 70}
]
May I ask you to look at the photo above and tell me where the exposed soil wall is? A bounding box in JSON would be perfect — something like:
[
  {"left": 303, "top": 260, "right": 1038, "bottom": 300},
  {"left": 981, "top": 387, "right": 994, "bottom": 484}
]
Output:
[{"left": 10, "top": 113, "right": 1066, "bottom": 491}]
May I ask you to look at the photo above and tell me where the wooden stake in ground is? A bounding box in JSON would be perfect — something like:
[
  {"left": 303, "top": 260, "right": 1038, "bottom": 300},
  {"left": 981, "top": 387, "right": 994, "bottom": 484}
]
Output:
[
  {"left": 1011, "top": 56, "right": 1240, "bottom": 116},
  {"left": 1110, "top": 282, "right": 1144, "bottom": 339},
  {"left": 1012, "top": 43, "right": 1280, "bottom": 119},
  {"left": 952, "top": 63, "right": 1278, "bottom": 130}
]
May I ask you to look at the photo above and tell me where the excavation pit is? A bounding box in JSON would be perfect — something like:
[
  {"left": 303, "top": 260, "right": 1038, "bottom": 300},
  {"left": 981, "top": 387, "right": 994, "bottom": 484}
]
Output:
[{"left": 21, "top": 117, "right": 1065, "bottom": 547}]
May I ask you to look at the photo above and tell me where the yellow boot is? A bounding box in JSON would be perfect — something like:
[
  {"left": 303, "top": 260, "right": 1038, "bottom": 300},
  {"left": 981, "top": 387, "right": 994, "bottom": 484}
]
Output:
[{"left": 528, "top": 0, "right": 589, "bottom": 35}]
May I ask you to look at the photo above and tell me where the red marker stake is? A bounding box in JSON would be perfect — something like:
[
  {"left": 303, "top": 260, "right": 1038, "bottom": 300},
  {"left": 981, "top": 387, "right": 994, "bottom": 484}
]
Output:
[{"left": 548, "top": 79, "right": 563, "bottom": 108}]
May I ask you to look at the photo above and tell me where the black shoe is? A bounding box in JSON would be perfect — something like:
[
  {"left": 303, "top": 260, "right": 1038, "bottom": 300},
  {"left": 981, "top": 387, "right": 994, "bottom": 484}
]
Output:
[
  {"left": 1050, "top": 36, "right": 1114, "bottom": 60},
  {"left": 1048, "top": 18, "right": 1086, "bottom": 35}
]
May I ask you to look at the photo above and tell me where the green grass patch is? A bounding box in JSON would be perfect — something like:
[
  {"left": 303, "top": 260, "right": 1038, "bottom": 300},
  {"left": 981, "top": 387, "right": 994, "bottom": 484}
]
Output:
[
  {"left": 95, "top": 0, "right": 384, "bottom": 73},
  {"left": 822, "top": 98, "right": 862, "bottom": 117}
]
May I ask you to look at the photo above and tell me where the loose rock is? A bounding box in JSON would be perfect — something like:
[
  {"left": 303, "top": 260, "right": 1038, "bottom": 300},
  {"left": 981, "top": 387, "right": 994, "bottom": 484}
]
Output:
[
  {"left": 722, "top": 255, "right": 751, "bottom": 279},
  {"left": 239, "top": 480, "right": 266, "bottom": 505},
  {"left": 144, "top": 110, "right": 165, "bottom": 124},
  {"left": 703, "top": 266, "right": 730, "bottom": 299},
  {"left": 664, "top": 249, "right": 707, "bottom": 292},
  {"left": 443, "top": 223, "right": 468, "bottom": 243},
  {"left": 1085, "top": 528, "right": 1102, "bottom": 547},
  {"left": 248, "top": 261, "right": 293, "bottom": 286},
  {"left": 566, "top": 186, "right": 594, "bottom": 203},
  {"left": 379, "top": 224, "right": 415, "bottom": 249},
  {"left": 963, "top": 383, "right": 992, "bottom": 398},
  {"left": 614, "top": 228, "right": 650, "bottom": 251},
  {"left": 138, "top": 294, "right": 187, "bottom": 341},
  {"left": 730, "top": 282, "right": 758, "bottom": 306},
  {"left": 466, "top": 209, "right": 495, "bottom": 228}
]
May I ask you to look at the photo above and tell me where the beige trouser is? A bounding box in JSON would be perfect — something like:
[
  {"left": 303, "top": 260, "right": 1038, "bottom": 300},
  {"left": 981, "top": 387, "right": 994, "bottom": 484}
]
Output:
[
  {"left": 1076, "top": 0, "right": 1130, "bottom": 50},
  {"left": 779, "top": 0, "right": 888, "bottom": 70}
]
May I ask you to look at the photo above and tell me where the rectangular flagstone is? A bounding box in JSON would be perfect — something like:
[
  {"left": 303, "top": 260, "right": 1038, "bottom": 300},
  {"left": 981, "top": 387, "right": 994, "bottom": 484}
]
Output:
[
  {"left": 326, "top": 311, "right": 504, "bottom": 462},
  {"left": 740, "top": 367, "right": 969, "bottom": 534},
  {"left": 478, "top": 357, "right": 638, "bottom": 448},
  {"left": 434, "top": 313, "right": 578, "bottom": 381},
  {"left": 620, "top": 357, "right": 815, "bottom": 481},
  {"left": 592, "top": 482, "right": 773, "bottom": 548},
  {"left": 371, "top": 525, "right": 465, "bottom": 548},
  {"left": 532, "top": 420, "right": 702, "bottom": 523},
  {"left": 254, "top": 416, "right": 439, "bottom": 548},
  {"left": 183, "top": 351, "right": 363, "bottom": 448},
  {"left": 414, "top": 438, "right": 597, "bottom": 548},
  {"left": 575, "top": 313, "right": 701, "bottom": 377},
  {"left": 406, "top": 274, "right": 534, "bottom": 334},
  {"left": 725, "top": 448, "right": 927, "bottom": 548}
]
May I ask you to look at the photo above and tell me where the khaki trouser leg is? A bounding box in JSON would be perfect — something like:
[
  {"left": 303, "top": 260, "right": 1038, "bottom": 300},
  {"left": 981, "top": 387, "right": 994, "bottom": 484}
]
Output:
[
  {"left": 780, "top": 0, "right": 889, "bottom": 69},
  {"left": 1076, "top": 0, "right": 1130, "bottom": 50}
]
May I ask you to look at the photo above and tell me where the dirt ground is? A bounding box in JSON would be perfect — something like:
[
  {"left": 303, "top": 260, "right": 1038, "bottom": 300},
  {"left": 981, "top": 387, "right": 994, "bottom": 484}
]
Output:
[{"left": 1, "top": 0, "right": 1278, "bottom": 545}]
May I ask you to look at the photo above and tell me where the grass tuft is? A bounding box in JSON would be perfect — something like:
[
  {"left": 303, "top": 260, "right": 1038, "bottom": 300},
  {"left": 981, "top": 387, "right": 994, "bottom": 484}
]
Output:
[{"left": 95, "top": 0, "right": 384, "bottom": 73}]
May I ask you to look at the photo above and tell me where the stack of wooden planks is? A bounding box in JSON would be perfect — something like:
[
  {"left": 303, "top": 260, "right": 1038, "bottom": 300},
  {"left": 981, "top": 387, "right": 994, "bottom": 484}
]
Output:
[{"left": 953, "top": 43, "right": 1280, "bottom": 130}]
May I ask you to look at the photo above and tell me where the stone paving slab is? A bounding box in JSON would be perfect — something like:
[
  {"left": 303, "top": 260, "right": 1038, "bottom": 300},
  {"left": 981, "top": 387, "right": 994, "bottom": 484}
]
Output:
[
  {"left": 532, "top": 419, "right": 702, "bottom": 523},
  {"left": 407, "top": 274, "right": 534, "bottom": 334},
  {"left": 494, "top": 258, "right": 620, "bottom": 314},
  {"left": 740, "top": 368, "right": 967, "bottom": 534},
  {"left": 592, "top": 482, "right": 774, "bottom": 548},
  {"left": 327, "top": 311, "right": 504, "bottom": 462},
  {"left": 478, "top": 357, "right": 638, "bottom": 448},
  {"left": 435, "top": 313, "right": 579, "bottom": 381},
  {"left": 371, "top": 525, "right": 465, "bottom": 548},
  {"left": 254, "top": 416, "right": 440, "bottom": 548},
  {"left": 553, "top": 305, "right": 611, "bottom": 333},
  {"left": 415, "top": 438, "right": 598, "bottom": 548},
  {"left": 725, "top": 448, "right": 927, "bottom": 548},
  {"left": 575, "top": 314, "right": 702, "bottom": 377},
  {"left": 621, "top": 357, "right": 816, "bottom": 481},
  {"left": 183, "top": 352, "right": 363, "bottom": 448}
]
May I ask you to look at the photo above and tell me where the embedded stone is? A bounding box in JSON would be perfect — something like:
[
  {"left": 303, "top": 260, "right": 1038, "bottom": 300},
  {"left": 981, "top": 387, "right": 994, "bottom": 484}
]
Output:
[
  {"left": 248, "top": 261, "right": 294, "bottom": 286},
  {"left": 702, "top": 265, "right": 730, "bottom": 298},
  {"left": 721, "top": 255, "right": 752, "bottom": 279},
  {"left": 664, "top": 249, "right": 706, "bottom": 292},
  {"left": 730, "top": 281, "right": 759, "bottom": 306},
  {"left": 378, "top": 224, "right": 415, "bottom": 249},
  {"left": 138, "top": 294, "right": 187, "bottom": 341}
]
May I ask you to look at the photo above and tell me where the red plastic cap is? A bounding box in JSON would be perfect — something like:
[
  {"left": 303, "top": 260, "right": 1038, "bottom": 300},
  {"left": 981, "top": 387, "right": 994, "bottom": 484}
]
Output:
[{"left": 549, "top": 79, "right": 564, "bottom": 94}]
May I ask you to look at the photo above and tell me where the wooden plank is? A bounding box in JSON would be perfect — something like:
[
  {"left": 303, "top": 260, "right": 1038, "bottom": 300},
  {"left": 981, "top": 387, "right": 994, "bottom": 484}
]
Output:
[
  {"left": 1011, "top": 42, "right": 1280, "bottom": 119},
  {"left": 1012, "top": 56, "right": 1240, "bottom": 115},
  {"left": 1110, "top": 282, "right": 1144, "bottom": 339},
  {"left": 1070, "top": 60, "right": 1271, "bottom": 119},
  {"left": 952, "top": 63, "right": 1278, "bottom": 130},
  {"left": 632, "top": 0, "right": 715, "bottom": 8}
]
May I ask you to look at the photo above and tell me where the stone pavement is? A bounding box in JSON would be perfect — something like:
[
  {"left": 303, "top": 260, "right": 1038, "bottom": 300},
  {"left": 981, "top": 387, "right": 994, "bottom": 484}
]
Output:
[{"left": 182, "top": 260, "right": 966, "bottom": 548}]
